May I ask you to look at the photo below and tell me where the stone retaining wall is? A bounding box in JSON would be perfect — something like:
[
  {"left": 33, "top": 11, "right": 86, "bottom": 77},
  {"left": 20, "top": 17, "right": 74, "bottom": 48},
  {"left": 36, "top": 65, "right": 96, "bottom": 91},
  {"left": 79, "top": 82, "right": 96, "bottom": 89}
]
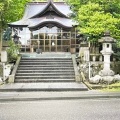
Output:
[
  {"left": 111, "top": 62, "right": 120, "bottom": 74},
  {"left": 78, "top": 61, "right": 120, "bottom": 80}
]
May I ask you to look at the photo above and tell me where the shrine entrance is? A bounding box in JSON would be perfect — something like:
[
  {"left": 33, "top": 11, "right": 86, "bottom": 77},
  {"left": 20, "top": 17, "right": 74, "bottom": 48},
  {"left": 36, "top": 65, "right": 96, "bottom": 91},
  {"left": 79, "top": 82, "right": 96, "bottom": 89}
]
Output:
[{"left": 30, "top": 27, "right": 72, "bottom": 52}]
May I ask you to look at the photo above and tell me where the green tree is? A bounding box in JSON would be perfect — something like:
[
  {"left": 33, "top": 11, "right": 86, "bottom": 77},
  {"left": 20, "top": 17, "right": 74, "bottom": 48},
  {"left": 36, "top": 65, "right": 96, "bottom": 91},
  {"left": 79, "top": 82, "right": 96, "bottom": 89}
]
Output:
[
  {"left": 66, "top": 0, "right": 120, "bottom": 18},
  {"left": 0, "top": 0, "right": 12, "bottom": 27},
  {"left": 0, "top": 0, "right": 31, "bottom": 51},
  {"left": 0, "top": 0, "right": 31, "bottom": 28},
  {"left": 0, "top": 0, "right": 12, "bottom": 51},
  {"left": 65, "top": 0, "right": 81, "bottom": 20},
  {"left": 66, "top": 0, "right": 120, "bottom": 45},
  {"left": 7, "top": 40, "right": 20, "bottom": 63},
  {"left": 78, "top": 2, "right": 120, "bottom": 42}
]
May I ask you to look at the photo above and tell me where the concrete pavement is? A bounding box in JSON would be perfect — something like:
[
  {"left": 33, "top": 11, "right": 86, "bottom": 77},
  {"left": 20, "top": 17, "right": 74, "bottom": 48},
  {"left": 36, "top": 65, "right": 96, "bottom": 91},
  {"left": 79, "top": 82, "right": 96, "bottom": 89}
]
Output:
[{"left": 0, "top": 99, "right": 120, "bottom": 120}]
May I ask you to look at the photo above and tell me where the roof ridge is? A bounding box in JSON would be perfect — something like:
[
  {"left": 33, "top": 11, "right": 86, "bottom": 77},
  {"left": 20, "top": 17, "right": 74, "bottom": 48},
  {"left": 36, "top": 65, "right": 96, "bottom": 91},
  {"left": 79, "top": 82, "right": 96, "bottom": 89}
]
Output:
[{"left": 30, "top": 1, "right": 67, "bottom": 19}]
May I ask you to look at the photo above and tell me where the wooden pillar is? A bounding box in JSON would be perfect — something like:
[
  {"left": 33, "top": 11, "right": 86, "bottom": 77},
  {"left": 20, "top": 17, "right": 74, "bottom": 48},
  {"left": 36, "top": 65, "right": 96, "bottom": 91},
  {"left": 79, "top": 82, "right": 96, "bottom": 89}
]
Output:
[
  {"left": 75, "top": 27, "right": 76, "bottom": 52},
  {"left": 70, "top": 31, "right": 71, "bottom": 52},
  {"left": 56, "top": 35, "right": 57, "bottom": 52},
  {"left": 38, "top": 28, "right": 40, "bottom": 50},
  {"left": 49, "top": 35, "right": 51, "bottom": 52},
  {"left": 30, "top": 30, "right": 33, "bottom": 53},
  {"left": 61, "top": 28, "right": 62, "bottom": 52},
  {"left": 24, "top": 28, "right": 26, "bottom": 52},
  {"left": 44, "top": 32, "right": 45, "bottom": 52}
]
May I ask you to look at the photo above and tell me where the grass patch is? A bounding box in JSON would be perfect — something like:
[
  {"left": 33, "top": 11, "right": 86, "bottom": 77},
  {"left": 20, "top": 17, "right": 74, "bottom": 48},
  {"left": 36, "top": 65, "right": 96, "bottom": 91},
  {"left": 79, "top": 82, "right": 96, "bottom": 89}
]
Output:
[
  {"left": 101, "top": 82, "right": 120, "bottom": 92},
  {"left": 85, "top": 81, "right": 120, "bottom": 92}
]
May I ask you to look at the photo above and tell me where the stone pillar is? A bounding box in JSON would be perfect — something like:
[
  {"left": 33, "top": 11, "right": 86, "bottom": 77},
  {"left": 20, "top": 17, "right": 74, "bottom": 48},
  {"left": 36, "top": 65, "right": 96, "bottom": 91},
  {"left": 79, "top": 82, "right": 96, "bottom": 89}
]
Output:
[
  {"left": 103, "top": 54, "right": 111, "bottom": 70},
  {"left": 99, "top": 50, "right": 114, "bottom": 76},
  {"left": 83, "top": 48, "right": 89, "bottom": 62}
]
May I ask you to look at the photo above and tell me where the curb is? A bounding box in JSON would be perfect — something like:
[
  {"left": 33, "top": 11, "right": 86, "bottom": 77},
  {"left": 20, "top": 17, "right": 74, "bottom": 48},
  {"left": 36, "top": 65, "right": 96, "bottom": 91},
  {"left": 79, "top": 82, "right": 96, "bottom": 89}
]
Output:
[{"left": 0, "top": 94, "right": 120, "bottom": 102}]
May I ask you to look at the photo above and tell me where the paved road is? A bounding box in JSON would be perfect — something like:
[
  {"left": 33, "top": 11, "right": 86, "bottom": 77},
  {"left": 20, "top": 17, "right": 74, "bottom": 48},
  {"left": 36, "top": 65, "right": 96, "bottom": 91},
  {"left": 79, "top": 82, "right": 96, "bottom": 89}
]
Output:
[{"left": 0, "top": 99, "right": 120, "bottom": 120}]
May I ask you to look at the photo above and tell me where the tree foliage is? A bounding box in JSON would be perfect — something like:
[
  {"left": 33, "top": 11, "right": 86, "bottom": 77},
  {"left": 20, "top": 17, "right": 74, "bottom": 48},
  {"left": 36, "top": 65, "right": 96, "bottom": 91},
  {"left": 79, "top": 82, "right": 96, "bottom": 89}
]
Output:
[
  {"left": 0, "top": 0, "right": 31, "bottom": 51},
  {"left": 67, "top": 0, "right": 120, "bottom": 45},
  {"left": 7, "top": 40, "right": 20, "bottom": 63},
  {"left": 78, "top": 2, "right": 120, "bottom": 41},
  {"left": 0, "top": 0, "right": 31, "bottom": 28}
]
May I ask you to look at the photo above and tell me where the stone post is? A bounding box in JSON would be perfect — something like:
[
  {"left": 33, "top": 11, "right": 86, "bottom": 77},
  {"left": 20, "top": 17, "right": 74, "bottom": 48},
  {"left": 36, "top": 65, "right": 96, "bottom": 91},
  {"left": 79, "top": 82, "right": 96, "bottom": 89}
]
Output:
[{"left": 1, "top": 51, "right": 7, "bottom": 82}]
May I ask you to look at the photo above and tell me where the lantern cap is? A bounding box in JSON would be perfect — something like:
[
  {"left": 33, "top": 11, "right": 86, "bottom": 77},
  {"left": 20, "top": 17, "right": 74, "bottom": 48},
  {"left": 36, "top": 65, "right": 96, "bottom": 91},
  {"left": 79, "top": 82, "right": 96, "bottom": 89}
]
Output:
[{"left": 98, "top": 31, "right": 116, "bottom": 43}]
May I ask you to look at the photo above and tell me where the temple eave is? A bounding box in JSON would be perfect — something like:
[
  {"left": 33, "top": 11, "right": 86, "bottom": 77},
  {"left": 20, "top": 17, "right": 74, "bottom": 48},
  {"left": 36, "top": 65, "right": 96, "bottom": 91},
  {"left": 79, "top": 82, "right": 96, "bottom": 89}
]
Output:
[
  {"left": 8, "top": 24, "right": 28, "bottom": 27},
  {"left": 29, "top": 20, "right": 72, "bottom": 29}
]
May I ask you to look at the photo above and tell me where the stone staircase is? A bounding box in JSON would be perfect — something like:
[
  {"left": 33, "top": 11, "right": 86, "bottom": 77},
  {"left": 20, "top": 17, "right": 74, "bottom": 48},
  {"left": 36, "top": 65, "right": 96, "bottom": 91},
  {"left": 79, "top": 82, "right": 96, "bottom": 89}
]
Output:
[
  {"left": 0, "top": 53, "right": 88, "bottom": 92},
  {"left": 15, "top": 58, "right": 75, "bottom": 83}
]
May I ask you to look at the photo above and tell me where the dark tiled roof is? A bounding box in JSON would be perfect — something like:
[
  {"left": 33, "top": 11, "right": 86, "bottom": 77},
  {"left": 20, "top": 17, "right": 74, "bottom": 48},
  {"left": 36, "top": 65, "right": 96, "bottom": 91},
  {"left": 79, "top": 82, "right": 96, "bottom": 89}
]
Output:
[
  {"left": 28, "top": 16, "right": 74, "bottom": 29},
  {"left": 8, "top": 1, "right": 74, "bottom": 28}
]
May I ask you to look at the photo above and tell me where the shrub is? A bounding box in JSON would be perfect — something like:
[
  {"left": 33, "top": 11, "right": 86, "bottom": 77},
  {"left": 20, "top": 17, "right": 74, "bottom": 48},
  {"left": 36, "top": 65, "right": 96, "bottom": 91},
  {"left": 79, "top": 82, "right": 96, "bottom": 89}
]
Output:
[{"left": 7, "top": 40, "right": 20, "bottom": 63}]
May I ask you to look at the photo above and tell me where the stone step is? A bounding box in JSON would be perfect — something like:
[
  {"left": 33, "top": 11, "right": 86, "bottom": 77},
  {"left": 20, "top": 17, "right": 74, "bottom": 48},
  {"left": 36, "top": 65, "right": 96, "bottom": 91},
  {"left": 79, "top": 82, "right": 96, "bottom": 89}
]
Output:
[
  {"left": 18, "top": 65, "right": 73, "bottom": 67},
  {"left": 15, "top": 74, "right": 75, "bottom": 77},
  {"left": 16, "top": 73, "right": 75, "bottom": 76},
  {"left": 18, "top": 67, "right": 73, "bottom": 70},
  {"left": 15, "top": 79, "right": 75, "bottom": 83},
  {"left": 20, "top": 60, "right": 72, "bottom": 62},
  {"left": 21, "top": 60, "right": 72, "bottom": 63},
  {"left": 21, "top": 59, "right": 72, "bottom": 62},
  {"left": 18, "top": 66, "right": 73, "bottom": 70},
  {"left": 0, "top": 91, "right": 95, "bottom": 101},
  {"left": 16, "top": 70, "right": 74, "bottom": 73},
  {"left": 18, "top": 65, "right": 73, "bottom": 70},
  {"left": 21, "top": 52, "right": 72, "bottom": 58},
  {"left": 15, "top": 76, "right": 75, "bottom": 79},
  {"left": 0, "top": 83, "right": 88, "bottom": 92},
  {"left": 19, "top": 62, "right": 73, "bottom": 65},
  {"left": 21, "top": 58, "right": 71, "bottom": 60},
  {"left": 19, "top": 63, "right": 73, "bottom": 66}
]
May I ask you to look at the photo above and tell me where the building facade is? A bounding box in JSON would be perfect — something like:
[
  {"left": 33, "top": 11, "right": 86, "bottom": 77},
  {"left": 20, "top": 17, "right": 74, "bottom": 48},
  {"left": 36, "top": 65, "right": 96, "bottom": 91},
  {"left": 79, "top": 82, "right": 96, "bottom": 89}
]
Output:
[{"left": 9, "top": 0, "right": 79, "bottom": 53}]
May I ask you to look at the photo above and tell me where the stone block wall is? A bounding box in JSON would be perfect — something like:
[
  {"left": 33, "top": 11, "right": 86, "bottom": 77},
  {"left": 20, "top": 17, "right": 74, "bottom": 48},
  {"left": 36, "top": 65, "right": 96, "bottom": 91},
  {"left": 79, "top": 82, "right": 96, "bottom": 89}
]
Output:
[
  {"left": 111, "top": 62, "right": 120, "bottom": 74},
  {"left": 78, "top": 61, "right": 120, "bottom": 80}
]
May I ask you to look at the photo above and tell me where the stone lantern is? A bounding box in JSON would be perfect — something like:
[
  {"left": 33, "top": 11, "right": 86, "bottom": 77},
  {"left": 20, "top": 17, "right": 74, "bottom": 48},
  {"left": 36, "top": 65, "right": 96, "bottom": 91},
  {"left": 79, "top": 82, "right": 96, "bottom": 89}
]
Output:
[{"left": 98, "top": 31, "right": 116, "bottom": 76}]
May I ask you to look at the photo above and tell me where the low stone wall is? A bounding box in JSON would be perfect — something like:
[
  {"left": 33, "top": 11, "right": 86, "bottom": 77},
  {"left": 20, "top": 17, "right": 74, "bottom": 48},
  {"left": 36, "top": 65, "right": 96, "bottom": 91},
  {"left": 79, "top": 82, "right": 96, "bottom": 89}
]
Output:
[
  {"left": 78, "top": 61, "right": 120, "bottom": 80},
  {"left": 111, "top": 61, "right": 120, "bottom": 74},
  {"left": 0, "top": 64, "right": 3, "bottom": 84},
  {"left": 0, "top": 64, "right": 3, "bottom": 77},
  {"left": 8, "top": 55, "right": 21, "bottom": 83},
  {"left": 71, "top": 54, "right": 81, "bottom": 82}
]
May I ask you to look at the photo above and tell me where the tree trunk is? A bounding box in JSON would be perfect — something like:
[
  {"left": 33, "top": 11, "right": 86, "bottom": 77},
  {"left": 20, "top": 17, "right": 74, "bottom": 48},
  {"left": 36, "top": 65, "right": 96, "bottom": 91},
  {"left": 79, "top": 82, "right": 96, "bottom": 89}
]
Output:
[{"left": 0, "top": 28, "right": 3, "bottom": 52}]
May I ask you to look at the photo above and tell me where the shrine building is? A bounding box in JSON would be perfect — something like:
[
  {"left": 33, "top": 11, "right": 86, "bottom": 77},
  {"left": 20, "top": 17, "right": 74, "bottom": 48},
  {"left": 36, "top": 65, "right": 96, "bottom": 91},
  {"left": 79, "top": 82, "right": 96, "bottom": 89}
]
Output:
[{"left": 8, "top": 0, "right": 79, "bottom": 53}]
